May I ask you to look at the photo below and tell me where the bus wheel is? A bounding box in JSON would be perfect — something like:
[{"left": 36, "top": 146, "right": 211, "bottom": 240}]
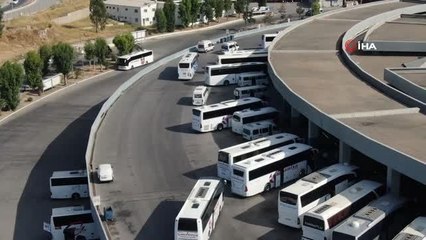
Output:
[
  {"left": 224, "top": 80, "right": 230, "bottom": 86},
  {"left": 264, "top": 183, "right": 271, "bottom": 192},
  {"left": 76, "top": 236, "right": 86, "bottom": 240},
  {"left": 217, "top": 124, "right": 223, "bottom": 131},
  {"left": 72, "top": 193, "right": 80, "bottom": 200}
]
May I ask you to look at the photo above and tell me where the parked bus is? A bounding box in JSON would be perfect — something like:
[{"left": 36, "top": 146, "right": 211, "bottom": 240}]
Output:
[
  {"left": 278, "top": 163, "right": 359, "bottom": 228},
  {"left": 234, "top": 85, "right": 268, "bottom": 99},
  {"left": 192, "top": 97, "right": 263, "bottom": 132},
  {"left": 392, "top": 217, "right": 426, "bottom": 240},
  {"left": 175, "top": 178, "right": 225, "bottom": 240},
  {"left": 301, "top": 180, "right": 385, "bottom": 240},
  {"left": 193, "top": 85, "right": 210, "bottom": 106},
  {"left": 332, "top": 193, "right": 406, "bottom": 240},
  {"left": 231, "top": 107, "right": 279, "bottom": 134},
  {"left": 218, "top": 133, "right": 299, "bottom": 180},
  {"left": 204, "top": 62, "right": 267, "bottom": 86},
  {"left": 242, "top": 120, "right": 280, "bottom": 140},
  {"left": 231, "top": 143, "right": 315, "bottom": 197},
  {"left": 44, "top": 206, "right": 99, "bottom": 240},
  {"left": 237, "top": 72, "right": 269, "bottom": 87},
  {"left": 217, "top": 51, "right": 268, "bottom": 64},
  {"left": 262, "top": 33, "right": 278, "bottom": 49},
  {"left": 116, "top": 49, "right": 154, "bottom": 70},
  {"left": 50, "top": 170, "right": 89, "bottom": 199},
  {"left": 178, "top": 53, "right": 199, "bottom": 80}
]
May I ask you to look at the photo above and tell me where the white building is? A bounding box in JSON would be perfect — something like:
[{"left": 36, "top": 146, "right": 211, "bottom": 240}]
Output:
[{"left": 105, "top": 0, "right": 157, "bottom": 27}]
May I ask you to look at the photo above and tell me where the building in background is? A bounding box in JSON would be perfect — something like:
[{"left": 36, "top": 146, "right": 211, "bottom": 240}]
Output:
[{"left": 105, "top": 0, "right": 157, "bottom": 27}]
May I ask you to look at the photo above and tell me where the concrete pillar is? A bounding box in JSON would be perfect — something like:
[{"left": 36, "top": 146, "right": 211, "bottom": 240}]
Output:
[
  {"left": 339, "top": 140, "right": 351, "bottom": 163},
  {"left": 308, "top": 121, "right": 319, "bottom": 146},
  {"left": 387, "top": 167, "right": 401, "bottom": 195}
]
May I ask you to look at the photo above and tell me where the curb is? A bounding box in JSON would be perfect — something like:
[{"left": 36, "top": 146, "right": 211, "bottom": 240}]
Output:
[{"left": 0, "top": 70, "right": 114, "bottom": 126}]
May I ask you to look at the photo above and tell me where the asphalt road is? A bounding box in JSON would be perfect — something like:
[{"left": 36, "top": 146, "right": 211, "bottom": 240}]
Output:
[
  {"left": 0, "top": 20, "right": 287, "bottom": 240},
  {"left": 2, "top": 0, "right": 60, "bottom": 20},
  {"left": 93, "top": 30, "right": 301, "bottom": 240}
]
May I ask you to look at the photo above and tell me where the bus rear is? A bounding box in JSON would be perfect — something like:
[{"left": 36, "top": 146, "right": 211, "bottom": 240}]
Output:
[
  {"left": 278, "top": 190, "right": 301, "bottom": 228},
  {"left": 175, "top": 218, "right": 200, "bottom": 240},
  {"left": 231, "top": 166, "right": 248, "bottom": 196},
  {"left": 192, "top": 108, "right": 203, "bottom": 132}
]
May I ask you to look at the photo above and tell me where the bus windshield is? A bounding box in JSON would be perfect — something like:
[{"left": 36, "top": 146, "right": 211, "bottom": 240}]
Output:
[
  {"left": 218, "top": 151, "right": 229, "bottom": 163},
  {"left": 303, "top": 215, "right": 324, "bottom": 231},
  {"left": 117, "top": 58, "right": 127, "bottom": 66},
  {"left": 179, "top": 63, "right": 190, "bottom": 68},
  {"left": 280, "top": 191, "right": 298, "bottom": 205},
  {"left": 194, "top": 94, "right": 202, "bottom": 98},
  {"left": 192, "top": 109, "right": 201, "bottom": 117},
  {"left": 178, "top": 218, "right": 198, "bottom": 231},
  {"left": 232, "top": 115, "right": 241, "bottom": 122}
]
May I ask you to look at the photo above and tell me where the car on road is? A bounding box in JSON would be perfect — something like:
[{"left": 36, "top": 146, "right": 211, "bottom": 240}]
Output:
[
  {"left": 197, "top": 40, "right": 214, "bottom": 53},
  {"left": 97, "top": 164, "right": 114, "bottom": 182}
]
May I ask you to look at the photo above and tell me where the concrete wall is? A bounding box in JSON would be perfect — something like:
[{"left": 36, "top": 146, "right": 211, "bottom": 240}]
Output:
[{"left": 384, "top": 68, "right": 426, "bottom": 103}]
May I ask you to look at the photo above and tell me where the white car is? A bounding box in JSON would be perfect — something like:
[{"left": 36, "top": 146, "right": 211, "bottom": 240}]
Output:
[{"left": 97, "top": 164, "right": 114, "bottom": 182}]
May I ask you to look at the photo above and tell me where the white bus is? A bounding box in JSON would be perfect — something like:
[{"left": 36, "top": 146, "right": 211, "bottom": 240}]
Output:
[
  {"left": 332, "top": 193, "right": 406, "bottom": 240},
  {"left": 392, "top": 217, "right": 426, "bottom": 240},
  {"left": 262, "top": 33, "right": 278, "bottom": 49},
  {"left": 193, "top": 85, "right": 210, "bottom": 106},
  {"left": 218, "top": 133, "right": 299, "bottom": 180},
  {"left": 231, "top": 143, "right": 315, "bottom": 197},
  {"left": 116, "top": 49, "right": 154, "bottom": 70},
  {"left": 301, "top": 180, "right": 385, "bottom": 240},
  {"left": 231, "top": 107, "right": 279, "bottom": 134},
  {"left": 217, "top": 51, "right": 268, "bottom": 64},
  {"left": 237, "top": 72, "right": 269, "bottom": 87},
  {"left": 50, "top": 170, "right": 89, "bottom": 199},
  {"left": 234, "top": 85, "right": 268, "bottom": 99},
  {"left": 278, "top": 163, "right": 359, "bottom": 228},
  {"left": 175, "top": 178, "right": 225, "bottom": 240},
  {"left": 242, "top": 120, "right": 280, "bottom": 140},
  {"left": 44, "top": 206, "right": 99, "bottom": 240},
  {"left": 192, "top": 97, "right": 263, "bottom": 132},
  {"left": 178, "top": 53, "right": 199, "bottom": 80},
  {"left": 204, "top": 62, "right": 267, "bottom": 86}
]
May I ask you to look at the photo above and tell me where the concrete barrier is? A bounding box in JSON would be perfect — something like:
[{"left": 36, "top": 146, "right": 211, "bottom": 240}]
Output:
[{"left": 384, "top": 68, "right": 426, "bottom": 103}]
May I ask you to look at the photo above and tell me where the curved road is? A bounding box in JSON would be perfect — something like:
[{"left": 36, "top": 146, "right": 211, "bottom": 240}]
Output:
[
  {"left": 0, "top": 20, "right": 281, "bottom": 240},
  {"left": 93, "top": 30, "right": 300, "bottom": 239},
  {"left": 2, "top": 0, "right": 60, "bottom": 20}
]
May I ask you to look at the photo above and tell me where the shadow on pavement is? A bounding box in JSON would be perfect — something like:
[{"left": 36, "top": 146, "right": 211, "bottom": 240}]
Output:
[
  {"left": 183, "top": 164, "right": 217, "bottom": 180},
  {"left": 184, "top": 80, "right": 205, "bottom": 87},
  {"left": 177, "top": 96, "right": 193, "bottom": 106},
  {"left": 12, "top": 101, "right": 105, "bottom": 240},
  {"left": 166, "top": 123, "right": 197, "bottom": 134},
  {"left": 158, "top": 66, "right": 178, "bottom": 81},
  {"left": 135, "top": 199, "right": 184, "bottom": 240}
]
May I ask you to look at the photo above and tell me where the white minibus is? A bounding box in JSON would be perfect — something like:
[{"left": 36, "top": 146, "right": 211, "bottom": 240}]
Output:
[
  {"left": 117, "top": 49, "right": 154, "bottom": 70},
  {"left": 44, "top": 206, "right": 99, "bottom": 240},
  {"left": 301, "top": 180, "right": 385, "bottom": 240},
  {"left": 221, "top": 41, "right": 239, "bottom": 53},
  {"left": 197, "top": 40, "right": 214, "bottom": 53},
  {"left": 178, "top": 53, "right": 199, "bottom": 80},
  {"left": 231, "top": 143, "right": 315, "bottom": 197},
  {"left": 278, "top": 163, "right": 359, "bottom": 228},
  {"left": 175, "top": 178, "right": 224, "bottom": 240},
  {"left": 237, "top": 72, "right": 269, "bottom": 87},
  {"left": 242, "top": 120, "right": 280, "bottom": 140},
  {"left": 50, "top": 170, "right": 89, "bottom": 199},
  {"left": 262, "top": 33, "right": 278, "bottom": 49},
  {"left": 332, "top": 193, "right": 406, "bottom": 240},
  {"left": 218, "top": 133, "right": 299, "bottom": 180},
  {"left": 205, "top": 62, "right": 267, "bottom": 86},
  {"left": 231, "top": 107, "right": 279, "bottom": 134},
  {"left": 392, "top": 217, "right": 426, "bottom": 240},
  {"left": 234, "top": 85, "right": 267, "bottom": 99},
  {"left": 192, "top": 97, "right": 263, "bottom": 132},
  {"left": 193, "top": 86, "right": 210, "bottom": 106}
]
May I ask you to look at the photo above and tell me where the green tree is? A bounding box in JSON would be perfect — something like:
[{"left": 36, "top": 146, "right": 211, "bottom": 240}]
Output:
[
  {"left": 0, "top": 9, "right": 4, "bottom": 38},
  {"left": 203, "top": 0, "right": 214, "bottom": 24},
  {"left": 0, "top": 61, "right": 24, "bottom": 110},
  {"left": 296, "top": 5, "right": 305, "bottom": 19},
  {"left": 24, "top": 51, "right": 43, "bottom": 95},
  {"left": 0, "top": 98, "right": 6, "bottom": 115},
  {"left": 155, "top": 9, "right": 167, "bottom": 33},
  {"left": 94, "top": 38, "right": 109, "bottom": 71},
  {"left": 84, "top": 41, "right": 96, "bottom": 68},
  {"left": 113, "top": 33, "right": 135, "bottom": 55},
  {"left": 224, "top": 0, "right": 232, "bottom": 20},
  {"left": 89, "top": 0, "right": 108, "bottom": 33},
  {"left": 52, "top": 42, "right": 74, "bottom": 85},
  {"left": 190, "top": 0, "right": 200, "bottom": 27},
  {"left": 215, "top": 0, "right": 224, "bottom": 21},
  {"left": 39, "top": 44, "right": 52, "bottom": 76},
  {"left": 311, "top": 0, "right": 321, "bottom": 15},
  {"left": 235, "top": 0, "right": 244, "bottom": 18},
  {"left": 163, "top": 0, "right": 176, "bottom": 32},
  {"left": 278, "top": 3, "right": 286, "bottom": 19},
  {"left": 178, "top": 0, "right": 191, "bottom": 28},
  {"left": 242, "top": 0, "right": 251, "bottom": 24}
]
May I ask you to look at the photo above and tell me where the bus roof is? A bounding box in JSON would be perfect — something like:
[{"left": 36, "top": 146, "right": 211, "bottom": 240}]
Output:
[
  {"left": 117, "top": 49, "right": 152, "bottom": 60},
  {"left": 193, "top": 97, "right": 261, "bottom": 113},
  {"left": 263, "top": 33, "right": 278, "bottom": 38},
  {"left": 176, "top": 178, "right": 221, "bottom": 219},
  {"left": 233, "top": 106, "right": 277, "bottom": 118},
  {"left": 206, "top": 62, "right": 267, "bottom": 70},
  {"left": 333, "top": 194, "right": 406, "bottom": 238},
  {"left": 222, "top": 49, "right": 268, "bottom": 56},
  {"left": 242, "top": 120, "right": 275, "bottom": 130},
  {"left": 304, "top": 180, "right": 382, "bottom": 221},
  {"left": 235, "top": 85, "right": 267, "bottom": 91},
  {"left": 393, "top": 217, "right": 426, "bottom": 239},
  {"left": 281, "top": 163, "right": 359, "bottom": 196},
  {"left": 51, "top": 170, "right": 87, "bottom": 178},
  {"left": 233, "top": 143, "right": 312, "bottom": 171},
  {"left": 193, "top": 85, "right": 207, "bottom": 93},
  {"left": 51, "top": 206, "right": 89, "bottom": 216},
  {"left": 219, "top": 133, "right": 299, "bottom": 156},
  {"left": 179, "top": 53, "right": 198, "bottom": 64}
]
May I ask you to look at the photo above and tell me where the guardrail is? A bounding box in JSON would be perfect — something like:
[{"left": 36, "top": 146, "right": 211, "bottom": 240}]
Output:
[
  {"left": 384, "top": 67, "right": 426, "bottom": 103},
  {"left": 85, "top": 20, "right": 296, "bottom": 239}
]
